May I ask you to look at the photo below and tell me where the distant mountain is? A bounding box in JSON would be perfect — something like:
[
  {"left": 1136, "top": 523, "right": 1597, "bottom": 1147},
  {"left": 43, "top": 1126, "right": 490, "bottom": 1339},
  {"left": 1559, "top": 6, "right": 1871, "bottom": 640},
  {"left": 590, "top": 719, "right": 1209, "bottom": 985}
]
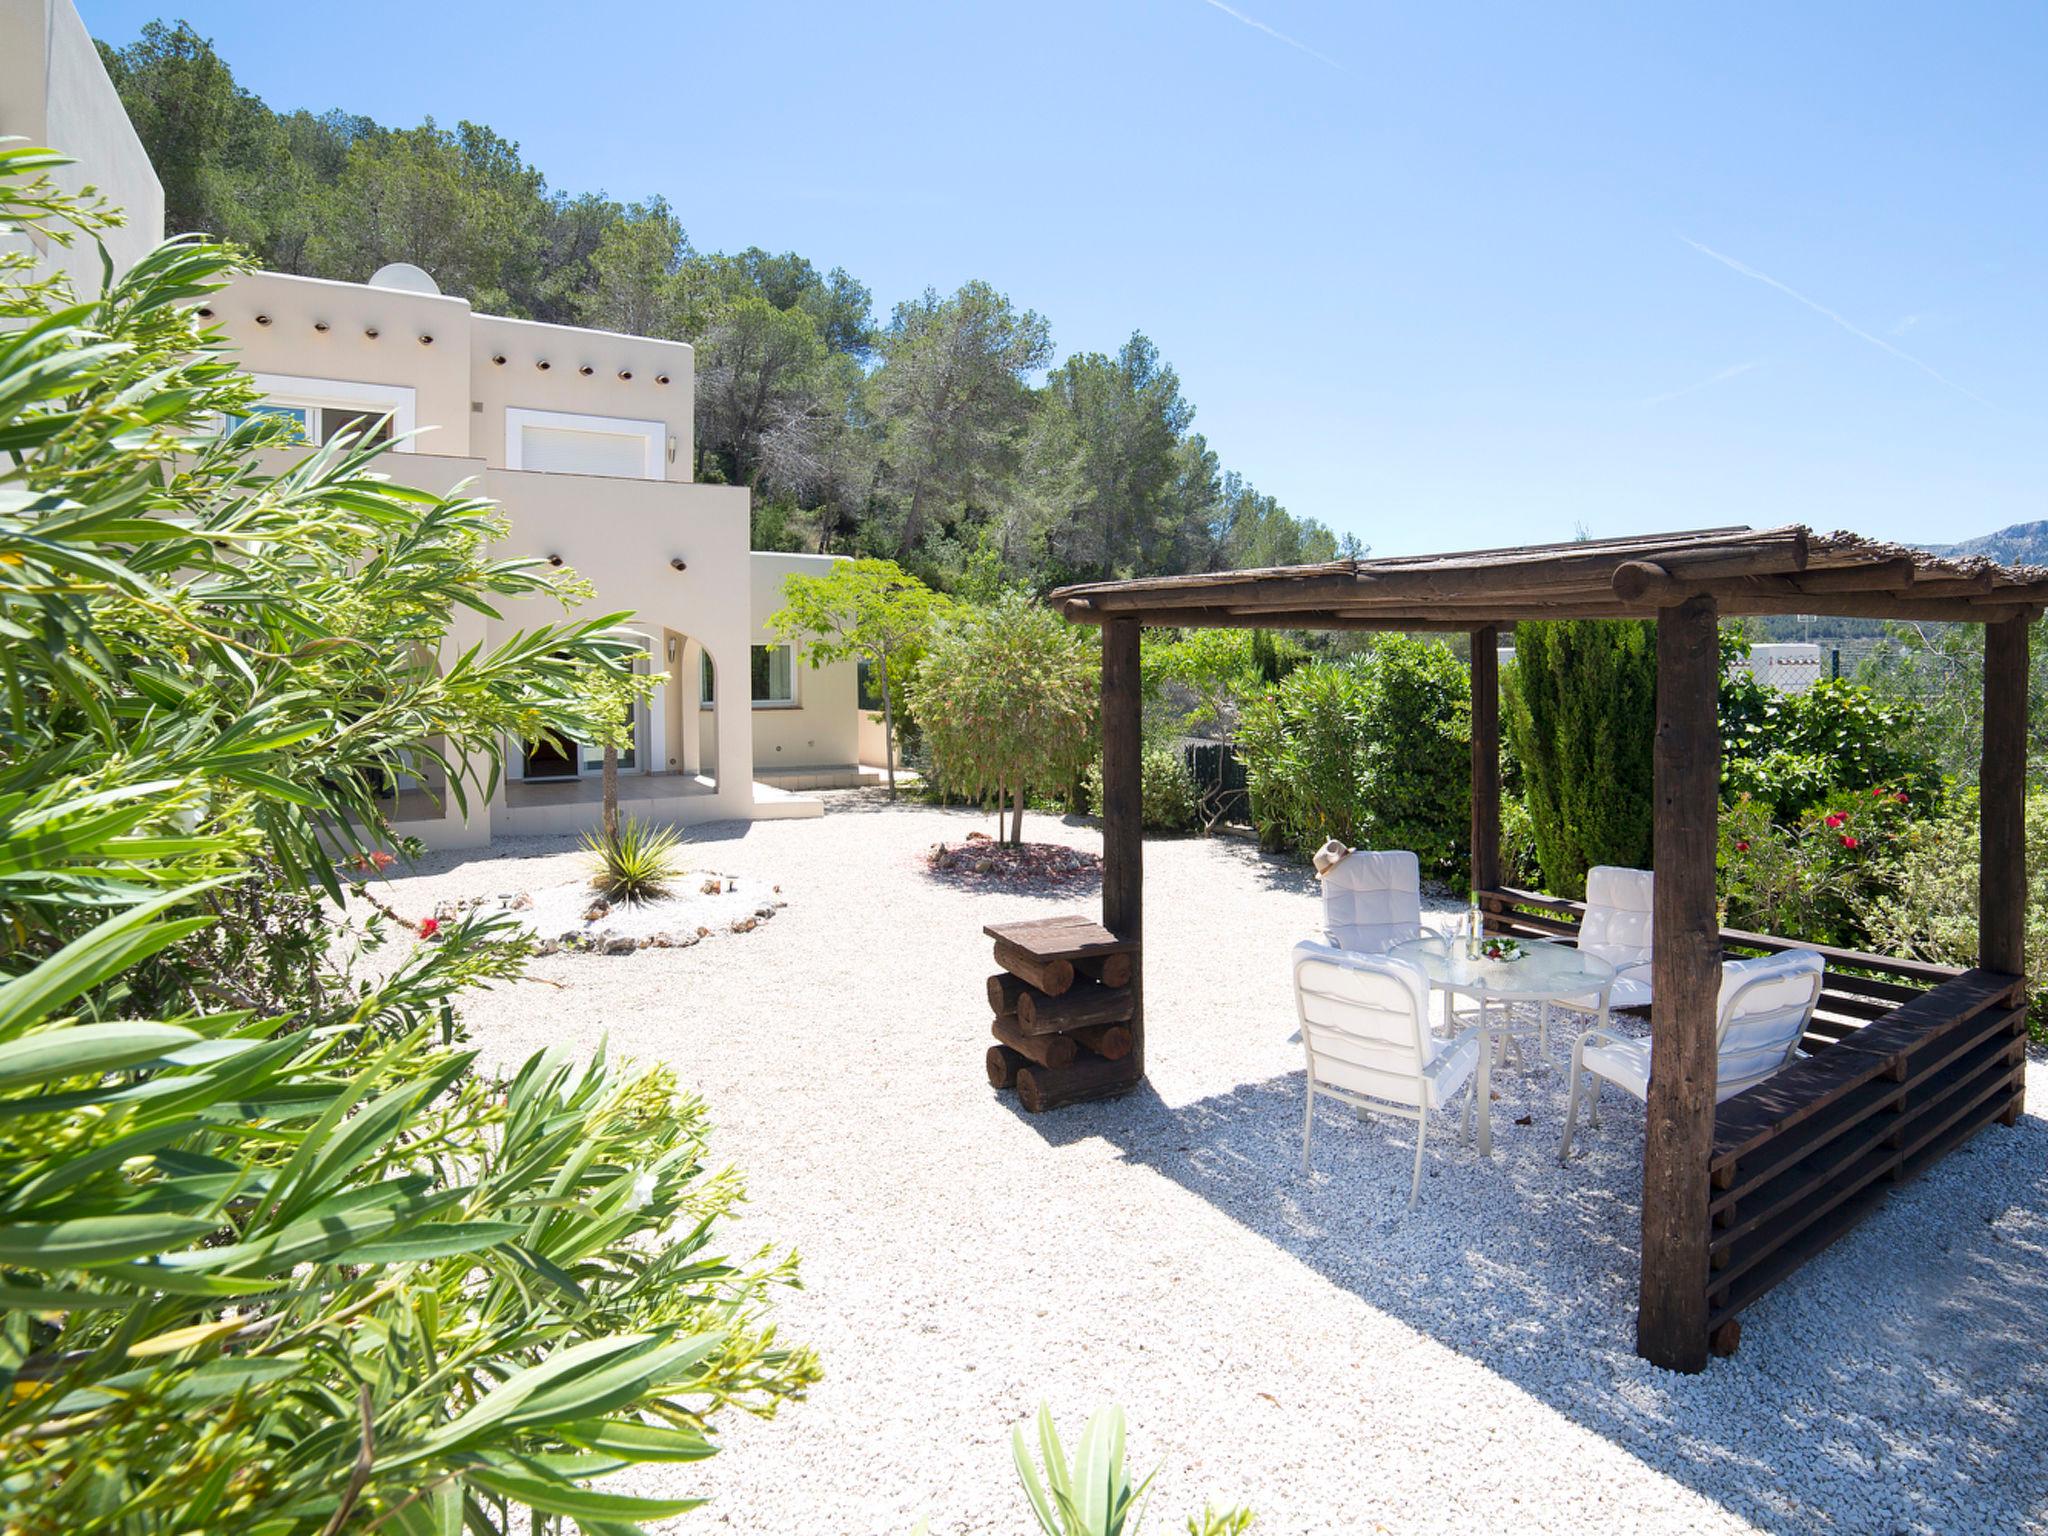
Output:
[{"left": 1920, "top": 521, "right": 2048, "bottom": 566}]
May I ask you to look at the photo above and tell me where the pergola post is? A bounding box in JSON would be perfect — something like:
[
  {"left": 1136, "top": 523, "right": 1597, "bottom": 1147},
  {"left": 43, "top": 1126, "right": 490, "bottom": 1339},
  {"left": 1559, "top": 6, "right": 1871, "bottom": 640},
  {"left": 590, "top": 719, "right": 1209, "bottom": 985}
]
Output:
[
  {"left": 1638, "top": 593, "right": 1720, "bottom": 1372},
  {"left": 1470, "top": 626, "right": 1501, "bottom": 896},
  {"left": 1982, "top": 615, "right": 2028, "bottom": 1119},
  {"left": 1101, "top": 616, "right": 1144, "bottom": 1078}
]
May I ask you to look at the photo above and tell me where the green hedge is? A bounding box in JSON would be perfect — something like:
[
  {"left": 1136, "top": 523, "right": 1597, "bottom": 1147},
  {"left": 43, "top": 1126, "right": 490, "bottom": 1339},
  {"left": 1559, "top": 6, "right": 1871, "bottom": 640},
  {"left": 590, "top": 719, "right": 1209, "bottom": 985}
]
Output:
[{"left": 1236, "top": 636, "right": 1470, "bottom": 877}]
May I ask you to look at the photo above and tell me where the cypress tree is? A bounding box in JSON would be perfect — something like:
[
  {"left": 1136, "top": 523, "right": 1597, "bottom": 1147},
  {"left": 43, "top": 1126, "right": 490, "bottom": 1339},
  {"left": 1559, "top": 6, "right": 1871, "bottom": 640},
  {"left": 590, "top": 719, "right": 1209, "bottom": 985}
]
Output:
[{"left": 1502, "top": 619, "right": 1657, "bottom": 896}]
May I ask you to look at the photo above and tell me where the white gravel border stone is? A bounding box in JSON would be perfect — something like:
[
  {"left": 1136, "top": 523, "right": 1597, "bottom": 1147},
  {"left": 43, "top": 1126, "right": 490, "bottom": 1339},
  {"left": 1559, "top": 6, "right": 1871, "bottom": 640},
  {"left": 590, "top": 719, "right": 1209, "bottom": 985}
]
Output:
[{"left": 378, "top": 793, "right": 2048, "bottom": 1535}]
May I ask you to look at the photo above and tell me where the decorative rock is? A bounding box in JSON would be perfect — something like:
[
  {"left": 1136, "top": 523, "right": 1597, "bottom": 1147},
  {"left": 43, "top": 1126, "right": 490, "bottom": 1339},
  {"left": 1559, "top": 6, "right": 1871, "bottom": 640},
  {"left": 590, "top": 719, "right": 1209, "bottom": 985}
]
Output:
[
  {"left": 599, "top": 934, "right": 638, "bottom": 955},
  {"left": 584, "top": 898, "right": 611, "bottom": 922},
  {"left": 701, "top": 878, "right": 722, "bottom": 895}
]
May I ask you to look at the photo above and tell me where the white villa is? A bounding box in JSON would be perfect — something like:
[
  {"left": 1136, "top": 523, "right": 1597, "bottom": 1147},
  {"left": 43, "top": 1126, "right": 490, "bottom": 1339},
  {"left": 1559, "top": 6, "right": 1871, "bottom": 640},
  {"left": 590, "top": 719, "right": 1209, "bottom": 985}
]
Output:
[{"left": 3, "top": 0, "right": 885, "bottom": 849}]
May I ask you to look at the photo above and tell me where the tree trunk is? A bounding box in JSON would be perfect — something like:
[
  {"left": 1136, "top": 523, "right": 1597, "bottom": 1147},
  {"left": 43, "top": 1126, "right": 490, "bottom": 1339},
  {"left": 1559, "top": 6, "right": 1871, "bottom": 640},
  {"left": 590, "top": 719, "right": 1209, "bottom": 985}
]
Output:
[
  {"left": 1010, "top": 783, "right": 1025, "bottom": 846},
  {"left": 878, "top": 645, "right": 898, "bottom": 800},
  {"left": 602, "top": 744, "right": 620, "bottom": 843}
]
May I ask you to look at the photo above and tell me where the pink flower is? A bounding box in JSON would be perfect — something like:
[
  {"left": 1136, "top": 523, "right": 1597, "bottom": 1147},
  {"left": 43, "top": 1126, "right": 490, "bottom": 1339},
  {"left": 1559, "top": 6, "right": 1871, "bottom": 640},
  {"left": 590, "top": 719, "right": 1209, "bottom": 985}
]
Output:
[
  {"left": 418, "top": 917, "right": 440, "bottom": 939},
  {"left": 1895, "top": 792, "right": 1909, "bottom": 804},
  {"left": 369, "top": 850, "right": 396, "bottom": 871},
  {"left": 1734, "top": 840, "right": 1750, "bottom": 852},
  {"left": 1824, "top": 812, "right": 1846, "bottom": 829},
  {"left": 1840, "top": 835, "right": 1859, "bottom": 850}
]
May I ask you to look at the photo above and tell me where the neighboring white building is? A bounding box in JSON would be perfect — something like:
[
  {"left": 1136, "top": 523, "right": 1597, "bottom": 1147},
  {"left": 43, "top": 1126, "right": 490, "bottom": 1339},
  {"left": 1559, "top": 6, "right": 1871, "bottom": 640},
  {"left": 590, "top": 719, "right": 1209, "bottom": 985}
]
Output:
[{"left": 4, "top": 2, "right": 880, "bottom": 847}]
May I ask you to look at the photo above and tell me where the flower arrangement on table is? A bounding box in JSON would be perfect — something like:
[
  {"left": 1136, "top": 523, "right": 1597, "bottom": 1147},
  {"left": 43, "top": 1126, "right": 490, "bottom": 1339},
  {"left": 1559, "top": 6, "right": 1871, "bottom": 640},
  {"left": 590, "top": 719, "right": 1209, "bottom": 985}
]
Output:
[{"left": 1475, "top": 935, "right": 1525, "bottom": 962}]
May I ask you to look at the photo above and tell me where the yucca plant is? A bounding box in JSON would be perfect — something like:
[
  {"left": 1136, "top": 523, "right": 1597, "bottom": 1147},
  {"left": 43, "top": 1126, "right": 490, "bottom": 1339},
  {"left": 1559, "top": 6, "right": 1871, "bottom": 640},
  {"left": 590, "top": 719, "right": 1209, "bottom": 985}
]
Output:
[
  {"left": 583, "top": 815, "right": 686, "bottom": 902},
  {"left": 1009, "top": 1404, "right": 1253, "bottom": 1536},
  {"left": 0, "top": 147, "right": 815, "bottom": 1532}
]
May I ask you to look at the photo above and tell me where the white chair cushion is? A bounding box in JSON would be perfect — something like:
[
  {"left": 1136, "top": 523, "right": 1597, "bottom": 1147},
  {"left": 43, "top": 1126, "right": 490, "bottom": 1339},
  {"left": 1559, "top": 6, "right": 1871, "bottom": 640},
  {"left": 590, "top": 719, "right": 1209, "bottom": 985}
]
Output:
[
  {"left": 1716, "top": 950, "right": 1823, "bottom": 1095},
  {"left": 1583, "top": 1035, "right": 1652, "bottom": 1100},
  {"left": 1580, "top": 865, "right": 1654, "bottom": 970},
  {"left": 1581, "top": 950, "right": 1823, "bottom": 1106},
  {"left": 1607, "top": 968, "right": 1654, "bottom": 1010},
  {"left": 1420, "top": 1032, "right": 1480, "bottom": 1109},
  {"left": 1320, "top": 849, "right": 1423, "bottom": 955}
]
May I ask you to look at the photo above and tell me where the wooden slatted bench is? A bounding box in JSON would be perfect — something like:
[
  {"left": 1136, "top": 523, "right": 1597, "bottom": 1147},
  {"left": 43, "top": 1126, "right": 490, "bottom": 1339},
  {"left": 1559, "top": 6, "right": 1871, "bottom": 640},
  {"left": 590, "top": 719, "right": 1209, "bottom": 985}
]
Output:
[
  {"left": 982, "top": 915, "right": 1142, "bottom": 1112},
  {"left": 1478, "top": 884, "right": 2028, "bottom": 1358}
]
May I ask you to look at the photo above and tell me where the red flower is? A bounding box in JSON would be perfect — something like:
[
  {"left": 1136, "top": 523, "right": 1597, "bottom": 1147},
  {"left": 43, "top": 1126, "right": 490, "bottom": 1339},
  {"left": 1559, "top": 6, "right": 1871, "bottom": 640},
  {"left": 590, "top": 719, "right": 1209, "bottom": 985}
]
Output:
[
  {"left": 1872, "top": 786, "right": 1887, "bottom": 798},
  {"left": 1840, "top": 835, "right": 1859, "bottom": 849},
  {"left": 1734, "top": 840, "right": 1750, "bottom": 852},
  {"left": 1895, "top": 792, "right": 1909, "bottom": 804},
  {"left": 369, "top": 850, "right": 396, "bottom": 871},
  {"left": 418, "top": 917, "right": 440, "bottom": 939},
  {"left": 1824, "top": 812, "right": 1846, "bottom": 829}
]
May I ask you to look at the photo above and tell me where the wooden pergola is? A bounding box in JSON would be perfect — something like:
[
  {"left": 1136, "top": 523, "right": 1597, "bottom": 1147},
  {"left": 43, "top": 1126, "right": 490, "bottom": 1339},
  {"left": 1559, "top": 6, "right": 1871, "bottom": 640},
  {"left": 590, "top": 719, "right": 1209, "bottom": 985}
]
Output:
[{"left": 1051, "top": 525, "right": 2042, "bottom": 1372}]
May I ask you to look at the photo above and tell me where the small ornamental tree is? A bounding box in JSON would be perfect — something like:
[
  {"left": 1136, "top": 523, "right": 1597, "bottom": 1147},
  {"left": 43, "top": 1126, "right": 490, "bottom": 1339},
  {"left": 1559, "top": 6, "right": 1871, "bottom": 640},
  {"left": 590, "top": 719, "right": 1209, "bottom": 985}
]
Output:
[
  {"left": 768, "top": 556, "right": 951, "bottom": 798},
  {"left": 910, "top": 593, "right": 1098, "bottom": 844}
]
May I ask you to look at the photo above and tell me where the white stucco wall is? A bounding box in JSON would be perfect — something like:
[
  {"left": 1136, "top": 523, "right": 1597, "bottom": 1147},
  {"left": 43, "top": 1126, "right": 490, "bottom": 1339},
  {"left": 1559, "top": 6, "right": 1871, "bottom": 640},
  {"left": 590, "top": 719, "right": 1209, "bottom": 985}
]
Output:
[
  {"left": 206, "top": 271, "right": 475, "bottom": 455},
  {"left": 0, "top": 0, "right": 166, "bottom": 286},
  {"left": 746, "top": 552, "right": 862, "bottom": 773},
  {"left": 472, "top": 315, "right": 693, "bottom": 481}
]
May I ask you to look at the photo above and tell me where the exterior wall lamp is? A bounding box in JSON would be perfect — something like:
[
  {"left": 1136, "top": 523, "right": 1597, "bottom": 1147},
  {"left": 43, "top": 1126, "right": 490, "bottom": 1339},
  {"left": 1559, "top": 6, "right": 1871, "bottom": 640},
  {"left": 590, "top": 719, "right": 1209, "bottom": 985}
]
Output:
[{"left": 669, "top": 557, "right": 688, "bottom": 573}]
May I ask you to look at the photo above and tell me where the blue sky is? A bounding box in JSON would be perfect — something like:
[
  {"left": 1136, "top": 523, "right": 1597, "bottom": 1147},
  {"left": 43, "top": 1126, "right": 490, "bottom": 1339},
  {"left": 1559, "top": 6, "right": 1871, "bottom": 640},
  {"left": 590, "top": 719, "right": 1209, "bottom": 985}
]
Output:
[{"left": 84, "top": 1, "right": 2048, "bottom": 555}]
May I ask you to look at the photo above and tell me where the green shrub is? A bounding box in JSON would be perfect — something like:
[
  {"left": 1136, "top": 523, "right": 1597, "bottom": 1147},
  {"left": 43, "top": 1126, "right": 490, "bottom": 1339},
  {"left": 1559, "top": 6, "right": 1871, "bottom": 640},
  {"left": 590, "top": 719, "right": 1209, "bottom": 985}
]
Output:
[
  {"left": 1356, "top": 634, "right": 1471, "bottom": 876},
  {"left": 1721, "top": 675, "right": 1943, "bottom": 818},
  {"left": 1083, "top": 743, "right": 1201, "bottom": 832},
  {"left": 1237, "top": 658, "right": 1368, "bottom": 855},
  {"left": 1502, "top": 620, "right": 1657, "bottom": 898},
  {"left": 1868, "top": 792, "right": 2048, "bottom": 1038},
  {"left": 0, "top": 151, "right": 813, "bottom": 1532},
  {"left": 583, "top": 814, "right": 686, "bottom": 900},
  {"left": 1235, "top": 637, "right": 1469, "bottom": 876},
  {"left": 1718, "top": 786, "right": 1915, "bottom": 948}
]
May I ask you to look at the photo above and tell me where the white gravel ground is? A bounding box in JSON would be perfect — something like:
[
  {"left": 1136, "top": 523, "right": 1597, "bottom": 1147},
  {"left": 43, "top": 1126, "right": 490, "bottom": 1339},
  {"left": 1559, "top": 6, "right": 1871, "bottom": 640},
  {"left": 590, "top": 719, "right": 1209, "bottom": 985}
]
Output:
[{"left": 383, "top": 793, "right": 2048, "bottom": 1536}]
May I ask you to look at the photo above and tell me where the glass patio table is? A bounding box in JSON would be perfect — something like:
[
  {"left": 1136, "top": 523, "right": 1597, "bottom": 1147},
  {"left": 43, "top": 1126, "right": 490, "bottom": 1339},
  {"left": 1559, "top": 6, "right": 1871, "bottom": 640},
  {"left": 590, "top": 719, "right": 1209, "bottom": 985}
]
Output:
[{"left": 1387, "top": 935, "right": 1615, "bottom": 1156}]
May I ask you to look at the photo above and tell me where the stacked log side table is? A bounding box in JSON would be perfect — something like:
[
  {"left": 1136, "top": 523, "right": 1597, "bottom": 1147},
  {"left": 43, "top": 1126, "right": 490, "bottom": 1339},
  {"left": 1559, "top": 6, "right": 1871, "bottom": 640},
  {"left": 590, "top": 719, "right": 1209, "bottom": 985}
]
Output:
[{"left": 982, "top": 915, "right": 1141, "bottom": 1112}]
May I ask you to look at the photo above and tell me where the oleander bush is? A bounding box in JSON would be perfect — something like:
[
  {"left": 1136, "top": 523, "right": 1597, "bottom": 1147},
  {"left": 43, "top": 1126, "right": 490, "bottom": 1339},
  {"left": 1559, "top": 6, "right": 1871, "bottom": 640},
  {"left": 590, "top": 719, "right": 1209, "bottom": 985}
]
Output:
[
  {"left": 1717, "top": 786, "right": 1916, "bottom": 949},
  {"left": 1720, "top": 670, "right": 1943, "bottom": 820},
  {"left": 0, "top": 148, "right": 814, "bottom": 1534},
  {"left": 1082, "top": 743, "right": 1202, "bottom": 833},
  {"left": 1236, "top": 636, "right": 1469, "bottom": 876}
]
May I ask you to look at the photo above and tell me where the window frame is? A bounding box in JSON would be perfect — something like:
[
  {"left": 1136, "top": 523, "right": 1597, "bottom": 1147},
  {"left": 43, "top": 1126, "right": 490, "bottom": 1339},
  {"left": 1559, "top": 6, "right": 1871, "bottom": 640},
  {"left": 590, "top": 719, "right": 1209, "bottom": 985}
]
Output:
[
  {"left": 240, "top": 373, "right": 417, "bottom": 448},
  {"left": 512, "top": 632, "right": 653, "bottom": 781},
  {"left": 504, "top": 406, "right": 665, "bottom": 480},
  {"left": 750, "top": 643, "right": 798, "bottom": 710}
]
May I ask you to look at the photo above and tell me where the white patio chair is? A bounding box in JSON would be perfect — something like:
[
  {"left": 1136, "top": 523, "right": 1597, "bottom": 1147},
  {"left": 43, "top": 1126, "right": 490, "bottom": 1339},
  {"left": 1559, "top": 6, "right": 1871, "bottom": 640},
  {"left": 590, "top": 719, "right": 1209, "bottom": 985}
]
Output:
[
  {"left": 1558, "top": 949, "right": 1824, "bottom": 1159},
  {"left": 1293, "top": 941, "right": 1484, "bottom": 1207},
  {"left": 1318, "top": 848, "right": 1424, "bottom": 955},
  {"left": 1545, "top": 865, "right": 1656, "bottom": 1054},
  {"left": 1574, "top": 864, "right": 1657, "bottom": 1005}
]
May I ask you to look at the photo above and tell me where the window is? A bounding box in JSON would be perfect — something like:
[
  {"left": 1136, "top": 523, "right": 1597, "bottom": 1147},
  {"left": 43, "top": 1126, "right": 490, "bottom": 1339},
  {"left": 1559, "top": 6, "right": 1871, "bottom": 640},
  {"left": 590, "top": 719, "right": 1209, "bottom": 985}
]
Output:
[
  {"left": 224, "top": 402, "right": 394, "bottom": 446},
  {"left": 857, "top": 658, "right": 885, "bottom": 711},
  {"left": 229, "top": 375, "right": 415, "bottom": 448},
  {"left": 700, "top": 650, "right": 715, "bottom": 707},
  {"left": 518, "top": 637, "right": 648, "bottom": 779},
  {"left": 505, "top": 407, "right": 664, "bottom": 479},
  {"left": 751, "top": 644, "right": 795, "bottom": 707}
]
